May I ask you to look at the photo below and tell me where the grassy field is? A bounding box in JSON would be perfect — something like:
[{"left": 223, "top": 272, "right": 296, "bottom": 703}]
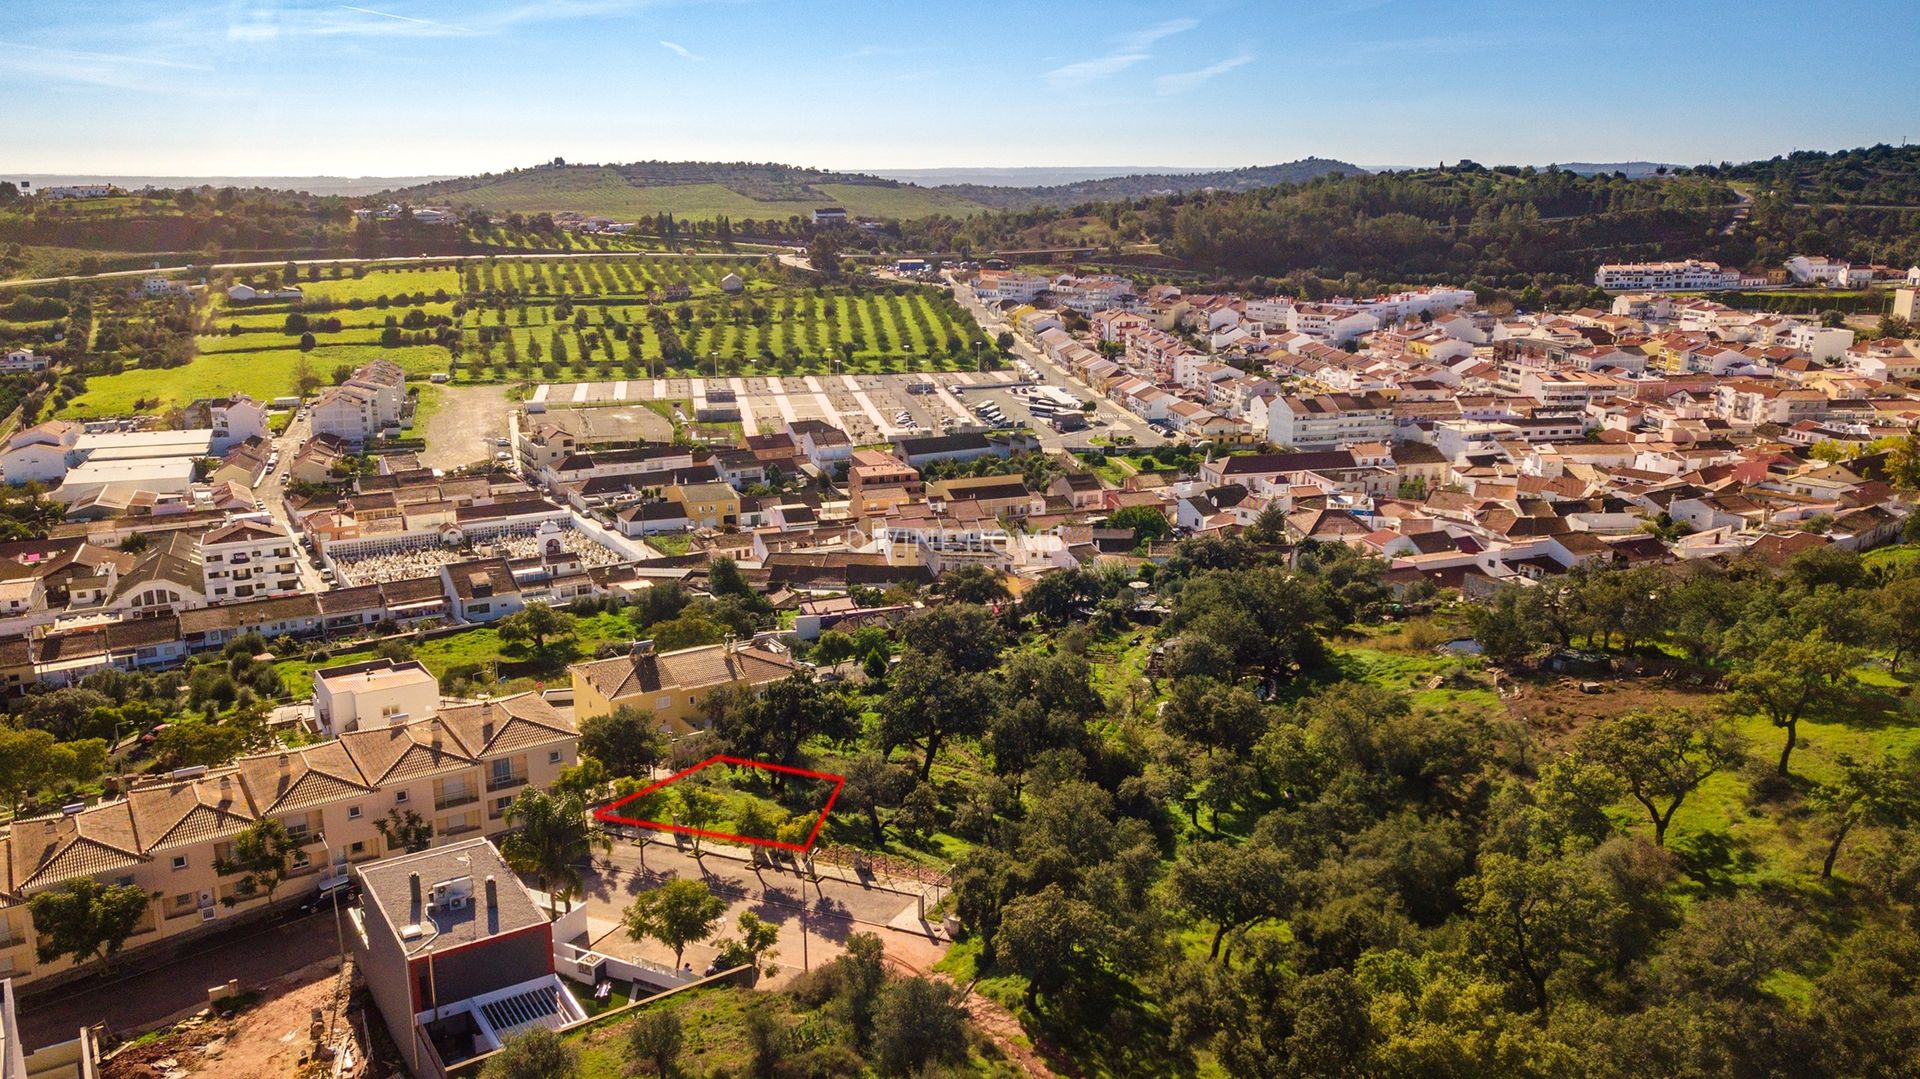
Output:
[{"left": 58, "top": 336, "right": 449, "bottom": 417}]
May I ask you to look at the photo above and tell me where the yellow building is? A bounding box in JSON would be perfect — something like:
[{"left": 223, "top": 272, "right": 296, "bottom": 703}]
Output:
[
  {"left": 569, "top": 640, "right": 797, "bottom": 735},
  {"left": 0, "top": 694, "right": 575, "bottom": 989},
  {"left": 668, "top": 481, "right": 741, "bottom": 529}
]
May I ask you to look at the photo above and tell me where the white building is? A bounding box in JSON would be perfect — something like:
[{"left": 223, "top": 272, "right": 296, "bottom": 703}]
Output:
[
  {"left": 0, "top": 421, "right": 79, "bottom": 486},
  {"left": 199, "top": 518, "right": 303, "bottom": 602},
  {"left": 811, "top": 207, "right": 848, "bottom": 224},
  {"left": 1593, "top": 260, "right": 1742, "bottom": 291},
  {"left": 1787, "top": 324, "right": 1855, "bottom": 363},
  {"left": 1267, "top": 392, "right": 1394, "bottom": 448},
  {"left": 310, "top": 384, "right": 381, "bottom": 446},
  {"left": 970, "top": 270, "right": 1049, "bottom": 305},
  {"left": 314, "top": 658, "right": 441, "bottom": 737},
  {"left": 0, "top": 349, "right": 47, "bottom": 374},
  {"left": 192, "top": 395, "right": 269, "bottom": 454},
  {"left": 1785, "top": 255, "right": 1873, "bottom": 288}
]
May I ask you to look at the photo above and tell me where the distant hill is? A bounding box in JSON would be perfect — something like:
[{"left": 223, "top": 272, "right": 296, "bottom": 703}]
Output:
[
  {"left": 1547, "top": 162, "right": 1682, "bottom": 178},
  {"left": 380, "top": 161, "right": 992, "bottom": 221},
  {"left": 933, "top": 158, "right": 1365, "bottom": 209},
  {"left": 374, "top": 158, "right": 1366, "bottom": 220},
  {"left": 6, "top": 174, "right": 454, "bottom": 197},
  {"left": 875, "top": 166, "right": 1233, "bottom": 187}
]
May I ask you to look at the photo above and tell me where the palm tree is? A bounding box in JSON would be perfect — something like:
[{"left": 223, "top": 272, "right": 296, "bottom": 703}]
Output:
[{"left": 500, "top": 788, "right": 609, "bottom": 913}]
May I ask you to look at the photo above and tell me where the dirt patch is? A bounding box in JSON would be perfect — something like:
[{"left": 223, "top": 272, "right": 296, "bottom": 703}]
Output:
[
  {"left": 419, "top": 383, "right": 513, "bottom": 470},
  {"left": 1503, "top": 671, "right": 1722, "bottom": 749},
  {"left": 103, "top": 958, "right": 359, "bottom": 1079}
]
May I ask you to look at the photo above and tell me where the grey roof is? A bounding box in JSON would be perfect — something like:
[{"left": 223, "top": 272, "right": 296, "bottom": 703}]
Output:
[{"left": 356, "top": 837, "right": 546, "bottom": 954}]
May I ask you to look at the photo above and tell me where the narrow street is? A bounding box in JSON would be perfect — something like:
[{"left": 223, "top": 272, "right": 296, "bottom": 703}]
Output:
[
  {"left": 941, "top": 271, "right": 1165, "bottom": 451},
  {"left": 258, "top": 407, "right": 328, "bottom": 594}
]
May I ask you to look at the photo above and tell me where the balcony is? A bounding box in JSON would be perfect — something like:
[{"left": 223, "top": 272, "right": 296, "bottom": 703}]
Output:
[
  {"left": 435, "top": 790, "right": 479, "bottom": 811},
  {"left": 486, "top": 770, "right": 528, "bottom": 793}
]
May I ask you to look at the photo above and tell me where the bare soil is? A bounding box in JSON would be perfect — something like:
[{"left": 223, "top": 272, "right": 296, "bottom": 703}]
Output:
[
  {"left": 1502, "top": 671, "right": 1721, "bottom": 750},
  {"left": 102, "top": 957, "right": 360, "bottom": 1079}
]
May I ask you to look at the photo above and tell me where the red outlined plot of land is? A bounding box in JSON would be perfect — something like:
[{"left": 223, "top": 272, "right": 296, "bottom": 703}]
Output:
[{"left": 592, "top": 755, "right": 846, "bottom": 853}]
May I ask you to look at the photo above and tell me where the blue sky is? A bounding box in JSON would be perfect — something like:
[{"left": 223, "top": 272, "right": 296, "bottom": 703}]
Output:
[{"left": 1, "top": 0, "right": 1916, "bottom": 176}]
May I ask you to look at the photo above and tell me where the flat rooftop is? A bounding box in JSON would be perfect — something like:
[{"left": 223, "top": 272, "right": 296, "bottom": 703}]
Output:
[
  {"left": 316, "top": 657, "right": 438, "bottom": 694},
  {"left": 75, "top": 428, "right": 217, "bottom": 459},
  {"left": 358, "top": 838, "right": 546, "bottom": 955},
  {"left": 533, "top": 405, "right": 672, "bottom": 445}
]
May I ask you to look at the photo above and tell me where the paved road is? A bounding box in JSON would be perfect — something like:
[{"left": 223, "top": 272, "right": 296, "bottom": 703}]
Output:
[
  {"left": 260, "top": 408, "right": 329, "bottom": 594},
  {"left": 942, "top": 272, "right": 1164, "bottom": 452},
  {"left": 14, "top": 909, "right": 339, "bottom": 1050}
]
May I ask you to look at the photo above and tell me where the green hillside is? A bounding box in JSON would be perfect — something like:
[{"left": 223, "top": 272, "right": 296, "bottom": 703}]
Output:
[{"left": 385, "top": 162, "right": 991, "bottom": 221}]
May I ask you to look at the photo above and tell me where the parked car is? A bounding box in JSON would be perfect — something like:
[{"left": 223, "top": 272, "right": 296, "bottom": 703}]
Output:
[{"left": 298, "top": 878, "right": 361, "bottom": 915}]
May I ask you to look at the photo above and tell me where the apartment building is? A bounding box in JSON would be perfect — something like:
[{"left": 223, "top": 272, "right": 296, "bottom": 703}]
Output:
[
  {"left": 1267, "top": 392, "right": 1395, "bottom": 448},
  {"left": 199, "top": 518, "right": 302, "bottom": 602},
  {"left": 970, "top": 270, "right": 1049, "bottom": 305},
  {"left": 1593, "top": 260, "right": 1741, "bottom": 291},
  {"left": 0, "top": 694, "right": 577, "bottom": 989}
]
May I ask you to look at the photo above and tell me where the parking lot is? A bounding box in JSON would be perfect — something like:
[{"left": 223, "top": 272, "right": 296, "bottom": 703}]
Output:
[{"left": 526, "top": 372, "right": 1064, "bottom": 446}]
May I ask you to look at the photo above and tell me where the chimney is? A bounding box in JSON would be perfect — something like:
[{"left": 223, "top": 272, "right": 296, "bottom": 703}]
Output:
[
  {"left": 277, "top": 751, "right": 290, "bottom": 781},
  {"left": 409, "top": 872, "right": 422, "bottom": 918},
  {"left": 484, "top": 876, "right": 497, "bottom": 934}
]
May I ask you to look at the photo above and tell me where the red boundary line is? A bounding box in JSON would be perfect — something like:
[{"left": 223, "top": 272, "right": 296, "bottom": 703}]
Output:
[{"left": 591, "top": 754, "right": 846, "bottom": 853}]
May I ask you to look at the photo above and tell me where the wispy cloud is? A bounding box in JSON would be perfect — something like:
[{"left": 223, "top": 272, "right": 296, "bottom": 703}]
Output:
[
  {"left": 659, "top": 39, "right": 699, "bottom": 60},
  {"left": 224, "top": 1, "right": 652, "bottom": 43},
  {"left": 1044, "top": 17, "right": 1197, "bottom": 89},
  {"left": 338, "top": 5, "right": 470, "bottom": 32},
  {"left": 1155, "top": 50, "right": 1254, "bottom": 96},
  {"left": 0, "top": 39, "right": 212, "bottom": 88}
]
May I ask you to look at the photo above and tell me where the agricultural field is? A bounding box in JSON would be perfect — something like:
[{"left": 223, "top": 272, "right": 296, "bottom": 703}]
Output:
[{"left": 54, "top": 255, "right": 988, "bottom": 417}]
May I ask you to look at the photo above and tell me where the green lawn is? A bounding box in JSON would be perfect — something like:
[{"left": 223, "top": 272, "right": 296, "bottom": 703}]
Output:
[
  {"left": 273, "top": 611, "right": 638, "bottom": 698},
  {"left": 59, "top": 338, "right": 451, "bottom": 417}
]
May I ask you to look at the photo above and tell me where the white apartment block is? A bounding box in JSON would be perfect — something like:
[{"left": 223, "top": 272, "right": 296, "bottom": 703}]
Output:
[
  {"left": 1048, "top": 274, "right": 1135, "bottom": 314},
  {"left": 199, "top": 518, "right": 303, "bottom": 602},
  {"left": 1267, "top": 392, "right": 1395, "bottom": 448},
  {"left": 970, "top": 270, "right": 1049, "bottom": 305},
  {"left": 1594, "top": 260, "right": 1742, "bottom": 291}
]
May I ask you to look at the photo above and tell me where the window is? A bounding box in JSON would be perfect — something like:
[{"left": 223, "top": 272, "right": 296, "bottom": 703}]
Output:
[
  {"left": 349, "top": 840, "right": 366, "bottom": 856},
  {"left": 492, "top": 759, "right": 512, "bottom": 785},
  {"left": 171, "top": 855, "right": 188, "bottom": 871},
  {"left": 347, "top": 805, "right": 361, "bottom": 820},
  {"left": 172, "top": 893, "right": 193, "bottom": 911},
  {"left": 549, "top": 750, "right": 562, "bottom": 764},
  {"left": 394, "top": 790, "right": 409, "bottom": 804}
]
